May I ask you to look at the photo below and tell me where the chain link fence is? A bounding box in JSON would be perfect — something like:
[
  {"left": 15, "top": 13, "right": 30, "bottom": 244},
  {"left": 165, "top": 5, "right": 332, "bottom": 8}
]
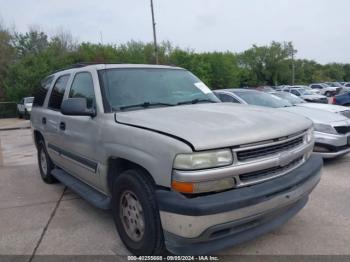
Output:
[{"left": 0, "top": 102, "right": 17, "bottom": 118}]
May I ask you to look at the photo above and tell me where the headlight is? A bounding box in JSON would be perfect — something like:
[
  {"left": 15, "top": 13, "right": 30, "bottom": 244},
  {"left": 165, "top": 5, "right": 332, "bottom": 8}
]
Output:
[
  {"left": 305, "top": 127, "right": 314, "bottom": 143},
  {"left": 173, "top": 149, "right": 233, "bottom": 170},
  {"left": 314, "top": 123, "right": 337, "bottom": 135}
]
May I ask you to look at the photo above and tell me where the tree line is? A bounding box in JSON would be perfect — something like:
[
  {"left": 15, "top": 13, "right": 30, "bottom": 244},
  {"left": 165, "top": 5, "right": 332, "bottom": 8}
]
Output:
[{"left": 1, "top": 24, "right": 350, "bottom": 101}]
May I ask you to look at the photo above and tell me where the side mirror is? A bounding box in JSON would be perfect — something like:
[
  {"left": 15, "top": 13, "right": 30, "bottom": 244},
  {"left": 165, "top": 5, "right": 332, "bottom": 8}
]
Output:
[{"left": 61, "top": 98, "right": 96, "bottom": 117}]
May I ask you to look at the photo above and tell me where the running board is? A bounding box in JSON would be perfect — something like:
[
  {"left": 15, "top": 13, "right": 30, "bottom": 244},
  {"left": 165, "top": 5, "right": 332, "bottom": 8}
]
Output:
[{"left": 51, "top": 169, "right": 111, "bottom": 210}]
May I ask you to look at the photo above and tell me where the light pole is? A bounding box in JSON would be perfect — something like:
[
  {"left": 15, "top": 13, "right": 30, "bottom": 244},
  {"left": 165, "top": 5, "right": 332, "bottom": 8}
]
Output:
[
  {"left": 150, "top": 0, "right": 159, "bottom": 64},
  {"left": 291, "top": 50, "right": 295, "bottom": 85}
]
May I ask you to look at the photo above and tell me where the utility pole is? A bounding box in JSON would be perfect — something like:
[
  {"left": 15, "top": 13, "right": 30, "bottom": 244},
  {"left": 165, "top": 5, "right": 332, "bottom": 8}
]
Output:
[
  {"left": 291, "top": 49, "right": 295, "bottom": 85},
  {"left": 150, "top": 0, "right": 159, "bottom": 64}
]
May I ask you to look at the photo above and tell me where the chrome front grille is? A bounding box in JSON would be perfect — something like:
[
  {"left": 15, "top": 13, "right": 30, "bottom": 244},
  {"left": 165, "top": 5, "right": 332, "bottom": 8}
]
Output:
[
  {"left": 239, "top": 157, "right": 303, "bottom": 183},
  {"left": 236, "top": 136, "right": 304, "bottom": 161}
]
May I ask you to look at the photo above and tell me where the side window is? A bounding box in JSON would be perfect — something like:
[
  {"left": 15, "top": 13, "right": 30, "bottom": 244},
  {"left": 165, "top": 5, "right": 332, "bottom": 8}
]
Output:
[
  {"left": 218, "top": 93, "right": 239, "bottom": 103},
  {"left": 48, "top": 75, "right": 70, "bottom": 110},
  {"left": 33, "top": 76, "right": 54, "bottom": 107},
  {"left": 69, "top": 72, "right": 95, "bottom": 109},
  {"left": 291, "top": 90, "right": 300, "bottom": 96}
]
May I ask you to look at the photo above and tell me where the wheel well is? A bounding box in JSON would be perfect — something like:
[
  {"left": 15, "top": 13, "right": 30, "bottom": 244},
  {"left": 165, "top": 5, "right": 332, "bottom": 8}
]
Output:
[
  {"left": 33, "top": 130, "right": 44, "bottom": 149},
  {"left": 107, "top": 158, "right": 155, "bottom": 194}
]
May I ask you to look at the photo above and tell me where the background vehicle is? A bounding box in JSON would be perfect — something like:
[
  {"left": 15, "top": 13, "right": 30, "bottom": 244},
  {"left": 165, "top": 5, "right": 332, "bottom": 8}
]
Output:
[
  {"left": 309, "top": 83, "right": 338, "bottom": 97},
  {"left": 271, "top": 91, "right": 350, "bottom": 118},
  {"left": 17, "top": 97, "right": 34, "bottom": 119},
  {"left": 31, "top": 64, "right": 321, "bottom": 255},
  {"left": 215, "top": 89, "right": 350, "bottom": 158},
  {"left": 282, "top": 86, "right": 328, "bottom": 103},
  {"left": 332, "top": 91, "right": 350, "bottom": 107},
  {"left": 293, "top": 85, "right": 321, "bottom": 94},
  {"left": 325, "top": 82, "right": 350, "bottom": 93}
]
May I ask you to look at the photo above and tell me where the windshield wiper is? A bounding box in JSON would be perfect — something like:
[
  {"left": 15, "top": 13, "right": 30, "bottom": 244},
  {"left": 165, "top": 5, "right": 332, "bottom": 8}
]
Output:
[
  {"left": 117, "top": 102, "right": 175, "bottom": 111},
  {"left": 177, "top": 98, "right": 216, "bottom": 105}
]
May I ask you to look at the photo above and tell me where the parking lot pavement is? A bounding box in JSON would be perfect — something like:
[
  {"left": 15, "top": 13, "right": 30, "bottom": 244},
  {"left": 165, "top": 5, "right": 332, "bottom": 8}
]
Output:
[
  {"left": 1, "top": 128, "right": 350, "bottom": 258},
  {"left": 0, "top": 118, "right": 30, "bottom": 131}
]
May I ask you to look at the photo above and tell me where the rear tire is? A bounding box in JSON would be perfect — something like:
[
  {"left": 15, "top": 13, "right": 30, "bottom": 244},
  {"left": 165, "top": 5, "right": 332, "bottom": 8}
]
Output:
[
  {"left": 112, "top": 169, "right": 166, "bottom": 255},
  {"left": 37, "top": 140, "right": 57, "bottom": 184},
  {"left": 325, "top": 91, "right": 330, "bottom": 97}
]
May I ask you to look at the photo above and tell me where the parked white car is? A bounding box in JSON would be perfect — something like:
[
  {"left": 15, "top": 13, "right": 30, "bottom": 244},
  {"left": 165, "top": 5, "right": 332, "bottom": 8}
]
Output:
[
  {"left": 309, "top": 83, "right": 338, "bottom": 97},
  {"left": 214, "top": 89, "right": 350, "bottom": 158},
  {"left": 282, "top": 86, "right": 328, "bottom": 103},
  {"left": 17, "top": 97, "right": 34, "bottom": 119},
  {"left": 271, "top": 91, "right": 350, "bottom": 118}
]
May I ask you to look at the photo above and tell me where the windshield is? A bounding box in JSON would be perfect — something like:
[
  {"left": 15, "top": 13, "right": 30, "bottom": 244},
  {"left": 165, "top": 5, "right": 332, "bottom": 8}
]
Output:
[
  {"left": 98, "top": 68, "right": 219, "bottom": 111},
  {"left": 272, "top": 92, "right": 305, "bottom": 104},
  {"left": 297, "top": 88, "right": 314, "bottom": 95},
  {"left": 24, "top": 97, "right": 34, "bottom": 103},
  {"left": 331, "top": 82, "right": 343, "bottom": 87},
  {"left": 233, "top": 90, "right": 292, "bottom": 108}
]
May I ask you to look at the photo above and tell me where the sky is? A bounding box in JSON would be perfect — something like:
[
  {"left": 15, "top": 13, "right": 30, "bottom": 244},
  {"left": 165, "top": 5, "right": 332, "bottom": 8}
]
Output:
[{"left": 1, "top": 0, "right": 349, "bottom": 64}]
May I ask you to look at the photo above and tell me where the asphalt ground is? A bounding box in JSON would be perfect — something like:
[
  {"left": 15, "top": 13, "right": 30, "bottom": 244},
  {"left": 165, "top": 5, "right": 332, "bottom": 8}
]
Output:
[{"left": 0, "top": 119, "right": 349, "bottom": 261}]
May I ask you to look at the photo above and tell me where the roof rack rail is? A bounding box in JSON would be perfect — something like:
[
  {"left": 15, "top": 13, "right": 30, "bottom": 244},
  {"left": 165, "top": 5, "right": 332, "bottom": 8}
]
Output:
[{"left": 50, "top": 62, "right": 105, "bottom": 75}]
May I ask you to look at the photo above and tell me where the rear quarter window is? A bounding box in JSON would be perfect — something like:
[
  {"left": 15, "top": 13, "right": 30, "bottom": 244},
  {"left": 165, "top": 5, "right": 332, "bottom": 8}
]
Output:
[{"left": 33, "top": 76, "right": 54, "bottom": 107}]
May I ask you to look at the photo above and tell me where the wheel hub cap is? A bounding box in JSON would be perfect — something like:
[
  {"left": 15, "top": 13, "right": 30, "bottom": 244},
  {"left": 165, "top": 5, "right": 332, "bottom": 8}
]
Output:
[{"left": 119, "top": 191, "right": 145, "bottom": 241}]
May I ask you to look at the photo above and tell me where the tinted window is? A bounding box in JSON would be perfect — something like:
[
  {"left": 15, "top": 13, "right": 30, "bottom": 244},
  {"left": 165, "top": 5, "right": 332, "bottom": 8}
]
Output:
[
  {"left": 311, "top": 85, "right": 321, "bottom": 89},
  {"left": 48, "top": 75, "right": 70, "bottom": 110},
  {"left": 69, "top": 72, "right": 95, "bottom": 109},
  {"left": 233, "top": 90, "right": 292, "bottom": 108},
  {"left": 291, "top": 90, "right": 300, "bottom": 96},
  {"left": 33, "top": 76, "right": 54, "bottom": 107},
  {"left": 217, "top": 93, "right": 239, "bottom": 103}
]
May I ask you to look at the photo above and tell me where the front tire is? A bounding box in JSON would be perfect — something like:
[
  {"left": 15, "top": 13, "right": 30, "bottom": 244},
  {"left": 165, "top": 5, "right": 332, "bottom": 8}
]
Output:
[
  {"left": 17, "top": 110, "right": 22, "bottom": 118},
  {"left": 325, "top": 91, "right": 330, "bottom": 97},
  {"left": 37, "top": 140, "right": 57, "bottom": 184},
  {"left": 24, "top": 109, "right": 30, "bottom": 120},
  {"left": 112, "top": 169, "right": 166, "bottom": 255}
]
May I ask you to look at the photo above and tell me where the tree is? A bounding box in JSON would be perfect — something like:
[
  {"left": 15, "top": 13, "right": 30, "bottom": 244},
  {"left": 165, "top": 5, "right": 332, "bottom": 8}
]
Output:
[
  {"left": 13, "top": 28, "right": 48, "bottom": 58},
  {"left": 239, "top": 41, "right": 295, "bottom": 86},
  {"left": 0, "top": 23, "right": 15, "bottom": 100}
]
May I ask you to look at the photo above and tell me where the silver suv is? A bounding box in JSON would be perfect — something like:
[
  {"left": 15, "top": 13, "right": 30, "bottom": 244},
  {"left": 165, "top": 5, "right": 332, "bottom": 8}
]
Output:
[{"left": 31, "top": 64, "right": 322, "bottom": 255}]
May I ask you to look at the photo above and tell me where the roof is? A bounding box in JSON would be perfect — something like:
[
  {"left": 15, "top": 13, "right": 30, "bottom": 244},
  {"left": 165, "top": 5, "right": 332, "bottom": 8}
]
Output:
[
  {"left": 51, "top": 63, "right": 184, "bottom": 75},
  {"left": 214, "top": 88, "right": 257, "bottom": 93}
]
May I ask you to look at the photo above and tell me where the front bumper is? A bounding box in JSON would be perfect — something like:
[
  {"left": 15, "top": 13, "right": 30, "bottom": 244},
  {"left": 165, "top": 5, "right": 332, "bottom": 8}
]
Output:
[
  {"left": 156, "top": 155, "right": 323, "bottom": 255},
  {"left": 314, "top": 131, "right": 350, "bottom": 158}
]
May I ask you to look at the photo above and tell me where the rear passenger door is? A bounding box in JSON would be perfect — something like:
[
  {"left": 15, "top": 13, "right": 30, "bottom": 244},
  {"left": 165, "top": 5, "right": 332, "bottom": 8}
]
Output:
[
  {"left": 58, "top": 71, "right": 101, "bottom": 188},
  {"left": 45, "top": 74, "right": 71, "bottom": 168}
]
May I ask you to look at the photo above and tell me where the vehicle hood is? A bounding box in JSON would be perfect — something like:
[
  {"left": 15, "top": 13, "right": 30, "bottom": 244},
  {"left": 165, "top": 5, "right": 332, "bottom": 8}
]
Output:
[
  {"left": 281, "top": 106, "right": 348, "bottom": 124},
  {"left": 298, "top": 103, "right": 349, "bottom": 114},
  {"left": 302, "top": 94, "right": 326, "bottom": 100},
  {"left": 115, "top": 103, "right": 311, "bottom": 151}
]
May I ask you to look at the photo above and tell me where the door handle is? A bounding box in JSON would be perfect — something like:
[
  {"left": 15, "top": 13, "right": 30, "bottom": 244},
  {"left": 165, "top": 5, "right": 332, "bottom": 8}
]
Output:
[
  {"left": 59, "top": 122, "right": 66, "bottom": 131},
  {"left": 42, "top": 117, "right": 46, "bottom": 124}
]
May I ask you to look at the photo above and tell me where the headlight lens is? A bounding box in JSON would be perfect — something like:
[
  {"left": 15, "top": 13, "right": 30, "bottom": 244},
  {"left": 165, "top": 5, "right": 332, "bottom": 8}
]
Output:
[
  {"left": 173, "top": 149, "right": 233, "bottom": 170},
  {"left": 314, "top": 123, "right": 337, "bottom": 135},
  {"left": 305, "top": 127, "right": 314, "bottom": 143}
]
